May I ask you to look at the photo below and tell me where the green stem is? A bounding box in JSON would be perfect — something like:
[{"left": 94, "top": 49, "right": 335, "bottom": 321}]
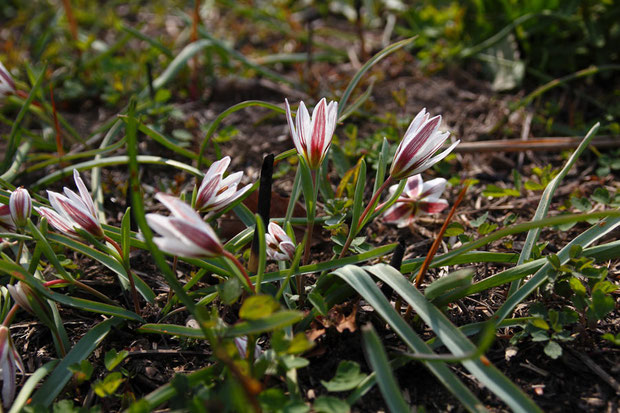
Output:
[
  {"left": 339, "top": 175, "right": 393, "bottom": 258},
  {"left": 105, "top": 235, "right": 141, "bottom": 316}
]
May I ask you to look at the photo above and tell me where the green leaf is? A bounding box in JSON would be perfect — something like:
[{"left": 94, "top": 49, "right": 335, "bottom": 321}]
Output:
[
  {"left": 9, "top": 360, "right": 59, "bottom": 413},
  {"left": 470, "top": 212, "right": 488, "bottom": 228},
  {"left": 68, "top": 360, "right": 94, "bottom": 385},
  {"left": 321, "top": 361, "right": 368, "bottom": 392},
  {"left": 478, "top": 222, "right": 498, "bottom": 235},
  {"left": 218, "top": 277, "right": 243, "bottom": 305},
  {"left": 571, "top": 197, "right": 592, "bottom": 212},
  {"left": 239, "top": 295, "right": 280, "bottom": 320},
  {"left": 313, "top": 396, "right": 350, "bottom": 413},
  {"left": 92, "top": 372, "right": 125, "bottom": 398},
  {"left": 482, "top": 184, "right": 520, "bottom": 198},
  {"left": 121, "top": 207, "right": 131, "bottom": 264},
  {"left": 104, "top": 349, "right": 129, "bottom": 371},
  {"left": 601, "top": 332, "right": 620, "bottom": 346},
  {"left": 544, "top": 341, "right": 562, "bottom": 359},
  {"left": 591, "top": 187, "right": 610, "bottom": 205},
  {"left": 288, "top": 333, "right": 315, "bottom": 355},
  {"left": 360, "top": 325, "right": 409, "bottom": 413},
  {"left": 365, "top": 264, "right": 542, "bottom": 413},
  {"left": 229, "top": 311, "right": 304, "bottom": 337},
  {"left": 331, "top": 266, "right": 486, "bottom": 412},
  {"left": 308, "top": 290, "right": 328, "bottom": 316},
  {"left": 444, "top": 222, "right": 465, "bottom": 237},
  {"left": 425, "top": 269, "right": 474, "bottom": 301},
  {"left": 508, "top": 123, "right": 600, "bottom": 294},
  {"left": 530, "top": 318, "right": 550, "bottom": 330},
  {"left": 280, "top": 355, "right": 310, "bottom": 369},
  {"left": 587, "top": 290, "right": 615, "bottom": 320}
]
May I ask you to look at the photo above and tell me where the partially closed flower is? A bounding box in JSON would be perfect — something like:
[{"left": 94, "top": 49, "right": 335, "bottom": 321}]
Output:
[
  {"left": 389, "top": 108, "right": 459, "bottom": 181},
  {"left": 0, "top": 61, "right": 16, "bottom": 101},
  {"left": 195, "top": 156, "right": 252, "bottom": 213},
  {"left": 9, "top": 187, "right": 32, "bottom": 229},
  {"left": 265, "top": 222, "right": 295, "bottom": 261},
  {"left": 0, "top": 325, "right": 25, "bottom": 408},
  {"left": 285, "top": 98, "right": 338, "bottom": 170},
  {"left": 37, "top": 169, "right": 104, "bottom": 238},
  {"left": 0, "top": 205, "right": 15, "bottom": 233},
  {"left": 147, "top": 193, "right": 224, "bottom": 258},
  {"left": 383, "top": 175, "right": 449, "bottom": 228}
]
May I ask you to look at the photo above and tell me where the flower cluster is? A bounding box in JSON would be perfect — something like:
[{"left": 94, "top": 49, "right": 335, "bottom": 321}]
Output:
[
  {"left": 265, "top": 222, "right": 295, "bottom": 261},
  {"left": 383, "top": 174, "right": 449, "bottom": 227}
]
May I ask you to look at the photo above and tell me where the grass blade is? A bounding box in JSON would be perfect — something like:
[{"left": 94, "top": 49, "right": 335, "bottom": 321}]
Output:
[
  {"left": 332, "top": 265, "right": 486, "bottom": 412},
  {"left": 361, "top": 324, "right": 410, "bottom": 413},
  {"left": 366, "top": 264, "right": 542, "bottom": 413},
  {"left": 509, "top": 122, "right": 600, "bottom": 294}
]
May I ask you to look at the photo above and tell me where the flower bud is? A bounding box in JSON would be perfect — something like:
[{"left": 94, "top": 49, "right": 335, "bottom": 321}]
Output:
[{"left": 9, "top": 187, "right": 32, "bottom": 229}]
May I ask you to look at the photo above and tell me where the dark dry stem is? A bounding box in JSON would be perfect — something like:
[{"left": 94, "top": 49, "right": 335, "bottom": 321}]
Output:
[
  {"left": 339, "top": 175, "right": 394, "bottom": 258},
  {"left": 223, "top": 250, "right": 256, "bottom": 293},
  {"left": 105, "top": 235, "right": 141, "bottom": 316}
]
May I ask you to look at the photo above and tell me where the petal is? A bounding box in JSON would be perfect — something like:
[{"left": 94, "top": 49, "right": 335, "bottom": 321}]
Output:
[
  {"left": 296, "top": 100, "right": 311, "bottom": 150},
  {"left": 408, "top": 139, "right": 459, "bottom": 177},
  {"left": 152, "top": 236, "right": 212, "bottom": 258},
  {"left": 391, "top": 115, "right": 441, "bottom": 178},
  {"left": 203, "top": 156, "right": 231, "bottom": 183},
  {"left": 405, "top": 175, "right": 423, "bottom": 199},
  {"left": 268, "top": 222, "right": 289, "bottom": 243},
  {"left": 155, "top": 193, "right": 203, "bottom": 225},
  {"left": 195, "top": 173, "right": 223, "bottom": 211},
  {"left": 50, "top": 192, "right": 102, "bottom": 237},
  {"left": 309, "top": 98, "right": 327, "bottom": 168},
  {"left": 383, "top": 204, "right": 413, "bottom": 224},
  {"left": 37, "top": 207, "right": 77, "bottom": 235},
  {"left": 402, "top": 108, "right": 428, "bottom": 142},
  {"left": 419, "top": 198, "right": 449, "bottom": 214},
  {"left": 73, "top": 169, "right": 98, "bottom": 219},
  {"left": 167, "top": 218, "right": 222, "bottom": 256},
  {"left": 285, "top": 99, "right": 302, "bottom": 153},
  {"left": 420, "top": 178, "right": 447, "bottom": 199}
]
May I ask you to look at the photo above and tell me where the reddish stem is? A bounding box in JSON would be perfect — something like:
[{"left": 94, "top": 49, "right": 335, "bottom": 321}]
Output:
[
  {"left": 49, "top": 83, "right": 65, "bottom": 158},
  {"left": 223, "top": 250, "right": 256, "bottom": 293}
]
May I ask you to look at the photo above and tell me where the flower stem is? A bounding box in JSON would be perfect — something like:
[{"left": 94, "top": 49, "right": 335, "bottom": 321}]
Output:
[
  {"left": 2, "top": 304, "right": 19, "bottom": 327},
  {"left": 223, "top": 250, "right": 256, "bottom": 293},
  {"left": 339, "top": 175, "right": 394, "bottom": 258}
]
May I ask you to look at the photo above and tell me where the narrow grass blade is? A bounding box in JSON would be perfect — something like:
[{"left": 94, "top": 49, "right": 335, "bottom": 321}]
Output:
[
  {"left": 32, "top": 155, "right": 203, "bottom": 190},
  {"left": 366, "top": 264, "right": 542, "bottom": 413},
  {"left": 332, "top": 265, "right": 486, "bottom": 412},
  {"left": 496, "top": 215, "right": 620, "bottom": 324},
  {"left": 509, "top": 122, "right": 600, "bottom": 294},
  {"left": 338, "top": 37, "right": 415, "bottom": 117},
  {"left": 30, "top": 318, "right": 124, "bottom": 407},
  {"left": 197, "top": 100, "right": 285, "bottom": 168},
  {"left": 361, "top": 325, "right": 410, "bottom": 413}
]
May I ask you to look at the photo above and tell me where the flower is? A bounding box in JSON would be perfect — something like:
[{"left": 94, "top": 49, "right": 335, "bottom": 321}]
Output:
[
  {"left": 383, "top": 175, "right": 449, "bottom": 228},
  {"left": 389, "top": 108, "right": 459, "bottom": 180},
  {"left": 265, "top": 222, "right": 295, "bottom": 261},
  {"left": 37, "top": 169, "right": 104, "bottom": 238},
  {"left": 0, "top": 325, "right": 25, "bottom": 408},
  {"left": 0, "top": 62, "right": 15, "bottom": 101},
  {"left": 146, "top": 193, "right": 224, "bottom": 258},
  {"left": 285, "top": 98, "right": 338, "bottom": 170},
  {"left": 0, "top": 205, "right": 15, "bottom": 233},
  {"left": 195, "top": 156, "right": 252, "bottom": 213},
  {"left": 9, "top": 187, "right": 32, "bottom": 229}
]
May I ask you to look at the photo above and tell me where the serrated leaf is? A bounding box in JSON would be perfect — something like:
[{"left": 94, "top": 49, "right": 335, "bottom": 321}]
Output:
[
  {"left": 239, "top": 295, "right": 280, "bottom": 320},
  {"left": 321, "top": 361, "right": 368, "bottom": 392}
]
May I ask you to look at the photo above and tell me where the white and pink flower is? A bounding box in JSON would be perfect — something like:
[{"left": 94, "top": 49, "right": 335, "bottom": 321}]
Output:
[
  {"left": 37, "top": 169, "right": 104, "bottom": 238},
  {"left": 195, "top": 156, "right": 252, "bottom": 213},
  {"left": 285, "top": 98, "right": 338, "bottom": 170},
  {"left": 265, "top": 222, "right": 295, "bottom": 261},
  {"left": 0, "top": 61, "right": 16, "bottom": 101},
  {"left": 389, "top": 108, "right": 459, "bottom": 180},
  {"left": 383, "top": 175, "right": 449, "bottom": 227}
]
